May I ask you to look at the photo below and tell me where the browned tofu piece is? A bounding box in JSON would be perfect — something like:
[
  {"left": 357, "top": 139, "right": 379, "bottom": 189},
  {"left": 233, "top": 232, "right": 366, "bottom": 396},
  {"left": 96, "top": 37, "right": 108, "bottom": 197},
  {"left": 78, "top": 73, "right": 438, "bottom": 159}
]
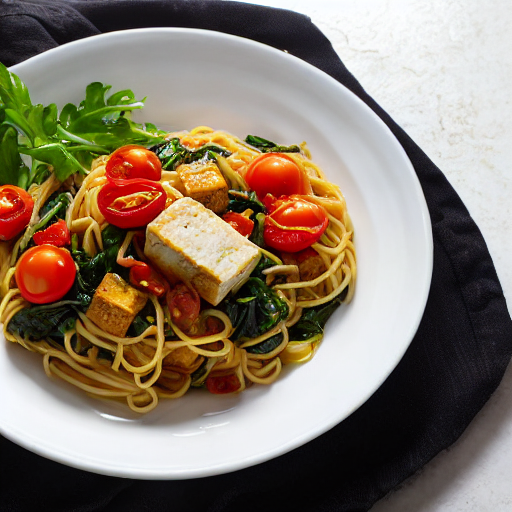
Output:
[
  {"left": 86, "top": 273, "right": 148, "bottom": 337},
  {"left": 177, "top": 161, "right": 229, "bottom": 213},
  {"left": 282, "top": 248, "right": 326, "bottom": 282},
  {"left": 163, "top": 346, "right": 200, "bottom": 370}
]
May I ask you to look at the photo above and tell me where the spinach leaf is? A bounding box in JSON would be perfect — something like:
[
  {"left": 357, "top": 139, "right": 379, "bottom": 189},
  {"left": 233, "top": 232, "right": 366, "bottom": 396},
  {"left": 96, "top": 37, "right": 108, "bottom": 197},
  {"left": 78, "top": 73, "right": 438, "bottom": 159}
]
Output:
[
  {"left": 288, "top": 293, "right": 346, "bottom": 342},
  {"left": 151, "top": 137, "right": 231, "bottom": 171},
  {"left": 38, "top": 191, "right": 71, "bottom": 220},
  {"left": 72, "top": 224, "right": 128, "bottom": 307},
  {"left": 244, "top": 135, "right": 301, "bottom": 153},
  {"left": 250, "top": 255, "right": 277, "bottom": 281},
  {"left": 246, "top": 333, "right": 283, "bottom": 355},
  {"left": 227, "top": 190, "right": 265, "bottom": 215},
  {"left": 7, "top": 302, "right": 78, "bottom": 340},
  {"left": 224, "top": 277, "right": 288, "bottom": 342}
]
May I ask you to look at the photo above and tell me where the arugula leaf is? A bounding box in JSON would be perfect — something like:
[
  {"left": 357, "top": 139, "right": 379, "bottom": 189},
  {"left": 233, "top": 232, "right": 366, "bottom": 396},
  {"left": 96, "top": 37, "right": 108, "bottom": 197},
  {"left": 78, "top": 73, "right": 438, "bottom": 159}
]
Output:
[
  {"left": 151, "top": 137, "right": 231, "bottom": 170},
  {"left": 0, "top": 62, "right": 166, "bottom": 189},
  {"left": 244, "top": 134, "right": 301, "bottom": 153},
  {"left": 0, "top": 124, "right": 29, "bottom": 187}
]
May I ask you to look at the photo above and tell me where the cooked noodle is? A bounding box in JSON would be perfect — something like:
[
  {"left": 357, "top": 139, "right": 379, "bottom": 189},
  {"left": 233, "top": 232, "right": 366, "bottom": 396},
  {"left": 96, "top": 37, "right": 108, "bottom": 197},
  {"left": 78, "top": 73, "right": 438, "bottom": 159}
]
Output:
[{"left": 0, "top": 127, "right": 356, "bottom": 413}]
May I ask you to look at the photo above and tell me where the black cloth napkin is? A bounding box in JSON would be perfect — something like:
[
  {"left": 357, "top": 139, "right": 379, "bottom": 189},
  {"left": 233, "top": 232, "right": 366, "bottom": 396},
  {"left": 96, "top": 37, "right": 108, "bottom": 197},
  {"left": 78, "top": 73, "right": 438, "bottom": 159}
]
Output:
[{"left": 1, "top": 1, "right": 511, "bottom": 511}]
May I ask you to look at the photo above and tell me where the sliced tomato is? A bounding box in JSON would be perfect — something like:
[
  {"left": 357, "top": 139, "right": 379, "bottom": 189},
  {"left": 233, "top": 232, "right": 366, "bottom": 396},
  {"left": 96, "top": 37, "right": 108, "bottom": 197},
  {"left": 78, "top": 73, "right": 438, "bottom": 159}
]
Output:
[
  {"left": 15, "top": 245, "right": 76, "bottom": 304},
  {"left": 166, "top": 283, "right": 201, "bottom": 332},
  {"left": 0, "top": 185, "right": 34, "bottom": 241},
  {"left": 206, "top": 373, "right": 242, "bottom": 394},
  {"left": 245, "top": 153, "right": 308, "bottom": 200},
  {"left": 264, "top": 195, "right": 328, "bottom": 252},
  {"left": 222, "top": 211, "right": 254, "bottom": 237},
  {"left": 106, "top": 145, "right": 162, "bottom": 181},
  {"left": 97, "top": 178, "right": 166, "bottom": 229},
  {"left": 33, "top": 219, "right": 70, "bottom": 247}
]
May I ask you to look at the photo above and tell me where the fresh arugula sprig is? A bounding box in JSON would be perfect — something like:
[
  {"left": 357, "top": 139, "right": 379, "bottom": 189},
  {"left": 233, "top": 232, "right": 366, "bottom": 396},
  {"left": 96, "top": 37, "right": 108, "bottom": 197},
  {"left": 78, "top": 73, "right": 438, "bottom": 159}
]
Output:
[
  {"left": 0, "top": 62, "right": 166, "bottom": 189},
  {"left": 244, "top": 134, "right": 301, "bottom": 153}
]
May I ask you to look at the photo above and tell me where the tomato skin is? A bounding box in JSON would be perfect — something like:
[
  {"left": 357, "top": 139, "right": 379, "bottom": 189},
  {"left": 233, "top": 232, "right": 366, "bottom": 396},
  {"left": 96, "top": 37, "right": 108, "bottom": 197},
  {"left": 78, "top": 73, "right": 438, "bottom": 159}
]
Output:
[
  {"left": 0, "top": 185, "right": 34, "bottom": 241},
  {"left": 15, "top": 245, "right": 76, "bottom": 304},
  {"left": 106, "top": 145, "right": 162, "bottom": 181},
  {"left": 129, "top": 263, "right": 167, "bottom": 297},
  {"left": 33, "top": 219, "right": 70, "bottom": 247},
  {"left": 166, "top": 283, "right": 201, "bottom": 332},
  {"left": 206, "top": 373, "right": 242, "bottom": 394},
  {"left": 264, "top": 196, "right": 329, "bottom": 252},
  {"left": 97, "top": 178, "right": 166, "bottom": 229},
  {"left": 222, "top": 211, "right": 254, "bottom": 237},
  {"left": 245, "top": 153, "right": 307, "bottom": 200}
]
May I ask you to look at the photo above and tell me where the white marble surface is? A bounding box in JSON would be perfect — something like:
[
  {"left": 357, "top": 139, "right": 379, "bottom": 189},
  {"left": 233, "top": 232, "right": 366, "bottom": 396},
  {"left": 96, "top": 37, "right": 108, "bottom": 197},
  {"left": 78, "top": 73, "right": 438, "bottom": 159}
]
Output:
[{"left": 247, "top": 0, "right": 512, "bottom": 510}]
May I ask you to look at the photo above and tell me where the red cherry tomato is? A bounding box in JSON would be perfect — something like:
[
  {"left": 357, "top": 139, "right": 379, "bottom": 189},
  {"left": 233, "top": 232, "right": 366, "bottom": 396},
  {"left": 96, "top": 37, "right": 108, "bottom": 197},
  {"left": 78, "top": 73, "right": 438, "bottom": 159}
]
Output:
[
  {"left": 0, "top": 185, "right": 34, "bottom": 241},
  {"left": 264, "top": 196, "right": 329, "bottom": 252},
  {"left": 33, "top": 219, "right": 70, "bottom": 247},
  {"left": 222, "top": 211, "right": 254, "bottom": 237},
  {"left": 97, "top": 178, "right": 166, "bottom": 229},
  {"left": 129, "top": 263, "right": 167, "bottom": 297},
  {"left": 106, "top": 145, "right": 162, "bottom": 181},
  {"left": 15, "top": 245, "right": 76, "bottom": 304},
  {"left": 245, "top": 153, "right": 307, "bottom": 200},
  {"left": 206, "top": 373, "right": 242, "bottom": 394},
  {"left": 166, "top": 283, "right": 201, "bottom": 332}
]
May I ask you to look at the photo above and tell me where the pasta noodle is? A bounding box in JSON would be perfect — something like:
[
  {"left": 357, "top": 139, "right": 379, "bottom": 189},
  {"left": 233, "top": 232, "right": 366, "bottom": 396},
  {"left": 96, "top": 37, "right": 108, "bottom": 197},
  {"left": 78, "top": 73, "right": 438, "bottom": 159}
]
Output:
[{"left": 0, "top": 127, "right": 356, "bottom": 413}]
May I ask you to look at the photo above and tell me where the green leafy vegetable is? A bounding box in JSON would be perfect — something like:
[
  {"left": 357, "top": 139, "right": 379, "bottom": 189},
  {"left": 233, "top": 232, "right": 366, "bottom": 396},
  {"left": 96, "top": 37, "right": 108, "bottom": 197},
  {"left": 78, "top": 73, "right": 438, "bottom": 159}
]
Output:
[
  {"left": 7, "top": 302, "right": 78, "bottom": 340},
  {"left": 244, "top": 134, "right": 301, "bottom": 153},
  {"left": 224, "top": 277, "right": 288, "bottom": 342},
  {"left": 151, "top": 137, "right": 231, "bottom": 171},
  {"left": 288, "top": 294, "right": 346, "bottom": 343},
  {"left": 72, "top": 224, "right": 128, "bottom": 307},
  {"left": 246, "top": 333, "right": 283, "bottom": 355},
  {"left": 0, "top": 62, "right": 165, "bottom": 189}
]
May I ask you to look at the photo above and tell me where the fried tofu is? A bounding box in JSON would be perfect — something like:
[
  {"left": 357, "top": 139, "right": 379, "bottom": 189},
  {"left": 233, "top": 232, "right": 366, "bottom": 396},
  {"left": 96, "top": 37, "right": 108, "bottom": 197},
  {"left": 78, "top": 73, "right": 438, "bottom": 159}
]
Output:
[
  {"left": 282, "top": 248, "right": 326, "bottom": 282},
  {"left": 145, "top": 197, "right": 260, "bottom": 306},
  {"left": 176, "top": 161, "right": 229, "bottom": 213},
  {"left": 86, "top": 273, "right": 148, "bottom": 337}
]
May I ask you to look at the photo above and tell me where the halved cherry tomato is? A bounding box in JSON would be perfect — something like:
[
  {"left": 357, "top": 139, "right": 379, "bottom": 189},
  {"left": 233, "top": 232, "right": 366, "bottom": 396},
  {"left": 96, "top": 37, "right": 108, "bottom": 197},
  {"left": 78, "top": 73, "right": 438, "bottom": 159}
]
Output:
[
  {"left": 206, "top": 373, "right": 242, "bottom": 394},
  {"left": 106, "top": 145, "right": 162, "bottom": 181},
  {"left": 264, "top": 195, "right": 329, "bottom": 252},
  {"left": 15, "top": 245, "right": 76, "bottom": 304},
  {"left": 97, "top": 178, "right": 166, "bottom": 229},
  {"left": 33, "top": 219, "right": 70, "bottom": 247},
  {"left": 222, "top": 211, "right": 254, "bottom": 237},
  {"left": 0, "top": 185, "right": 34, "bottom": 241},
  {"left": 129, "top": 264, "right": 167, "bottom": 297},
  {"left": 245, "top": 153, "right": 308, "bottom": 200},
  {"left": 166, "top": 282, "right": 201, "bottom": 332}
]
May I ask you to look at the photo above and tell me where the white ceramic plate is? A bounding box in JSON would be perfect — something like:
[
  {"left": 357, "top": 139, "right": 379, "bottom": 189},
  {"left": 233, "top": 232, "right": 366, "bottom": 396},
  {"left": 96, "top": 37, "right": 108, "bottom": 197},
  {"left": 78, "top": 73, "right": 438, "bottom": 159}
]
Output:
[{"left": 0, "top": 28, "right": 432, "bottom": 478}]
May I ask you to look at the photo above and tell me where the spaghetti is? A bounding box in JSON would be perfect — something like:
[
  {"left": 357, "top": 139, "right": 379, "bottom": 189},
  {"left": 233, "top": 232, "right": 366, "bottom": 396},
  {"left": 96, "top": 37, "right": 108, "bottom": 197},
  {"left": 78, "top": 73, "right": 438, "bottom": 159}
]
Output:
[{"left": 0, "top": 127, "right": 356, "bottom": 413}]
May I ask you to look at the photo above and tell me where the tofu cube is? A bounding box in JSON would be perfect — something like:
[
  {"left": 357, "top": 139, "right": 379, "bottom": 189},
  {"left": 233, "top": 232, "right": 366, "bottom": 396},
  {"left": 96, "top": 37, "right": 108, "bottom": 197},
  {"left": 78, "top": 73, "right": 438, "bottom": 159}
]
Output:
[
  {"left": 145, "top": 197, "right": 260, "bottom": 306},
  {"left": 86, "top": 273, "right": 148, "bottom": 337},
  {"left": 177, "top": 161, "right": 229, "bottom": 213}
]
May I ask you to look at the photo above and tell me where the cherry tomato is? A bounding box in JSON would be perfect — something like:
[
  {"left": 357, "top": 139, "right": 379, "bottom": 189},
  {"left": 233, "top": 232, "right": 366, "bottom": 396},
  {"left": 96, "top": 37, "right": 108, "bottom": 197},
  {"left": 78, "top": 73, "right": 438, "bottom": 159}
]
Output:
[
  {"left": 206, "top": 373, "right": 242, "bottom": 394},
  {"left": 129, "top": 263, "right": 167, "bottom": 297},
  {"left": 264, "top": 196, "right": 329, "bottom": 252},
  {"left": 166, "top": 283, "right": 201, "bottom": 332},
  {"left": 97, "top": 178, "right": 166, "bottom": 229},
  {"left": 15, "top": 245, "right": 76, "bottom": 304},
  {"left": 245, "top": 153, "right": 308, "bottom": 200},
  {"left": 0, "top": 185, "right": 34, "bottom": 241},
  {"left": 106, "top": 145, "right": 162, "bottom": 181},
  {"left": 222, "top": 211, "right": 254, "bottom": 237},
  {"left": 33, "top": 219, "right": 70, "bottom": 247}
]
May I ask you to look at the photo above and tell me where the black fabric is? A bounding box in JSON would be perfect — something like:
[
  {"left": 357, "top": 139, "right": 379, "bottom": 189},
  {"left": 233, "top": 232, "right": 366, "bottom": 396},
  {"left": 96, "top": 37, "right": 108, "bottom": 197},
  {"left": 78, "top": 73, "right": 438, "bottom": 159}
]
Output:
[{"left": 1, "top": 1, "right": 511, "bottom": 511}]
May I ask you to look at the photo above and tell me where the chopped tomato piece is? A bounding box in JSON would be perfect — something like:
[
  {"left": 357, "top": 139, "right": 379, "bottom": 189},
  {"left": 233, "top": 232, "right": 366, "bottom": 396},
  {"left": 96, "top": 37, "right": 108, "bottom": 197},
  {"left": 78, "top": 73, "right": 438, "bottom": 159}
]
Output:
[
  {"left": 222, "top": 211, "right": 254, "bottom": 237},
  {"left": 206, "top": 373, "right": 242, "bottom": 394},
  {"left": 166, "top": 283, "right": 201, "bottom": 332},
  {"left": 33, "top": 219, "right": 70, "bottom": 247}
]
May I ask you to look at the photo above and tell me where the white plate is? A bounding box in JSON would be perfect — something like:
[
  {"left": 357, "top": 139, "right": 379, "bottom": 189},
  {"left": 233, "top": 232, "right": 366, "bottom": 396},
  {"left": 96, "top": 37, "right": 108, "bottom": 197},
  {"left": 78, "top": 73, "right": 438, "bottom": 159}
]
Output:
[{"left": 0, "top": 28, "right": 432, "bottom": 479}]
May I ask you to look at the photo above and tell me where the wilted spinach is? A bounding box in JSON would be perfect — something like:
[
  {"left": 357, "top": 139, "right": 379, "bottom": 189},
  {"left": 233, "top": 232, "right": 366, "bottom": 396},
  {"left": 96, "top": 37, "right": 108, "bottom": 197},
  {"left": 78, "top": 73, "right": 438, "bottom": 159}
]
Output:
[
  {"left": 151, "top": 137, "right": 231, "bottom": 170},
  {"left": 224, "top": 277, "right": 288, "bottom": 342},
  {"left": 244, "top": 135, "right": 301, "bottom": 153},
  {"left": 246, "top": 333, "right": 283, "bottom": 355},
  {"left": 288, "top": 293, "right": 346, "bottom": 342},
  {"left": 7, "top": 302, "right": 78, "bottom": 340}
]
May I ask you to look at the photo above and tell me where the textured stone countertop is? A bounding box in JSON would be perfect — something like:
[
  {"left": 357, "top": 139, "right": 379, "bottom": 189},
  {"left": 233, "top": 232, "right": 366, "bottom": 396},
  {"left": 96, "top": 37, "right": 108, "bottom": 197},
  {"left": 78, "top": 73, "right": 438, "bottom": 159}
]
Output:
[{"left": 251, "top": 0, "right": 512, "bottom": 510}]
